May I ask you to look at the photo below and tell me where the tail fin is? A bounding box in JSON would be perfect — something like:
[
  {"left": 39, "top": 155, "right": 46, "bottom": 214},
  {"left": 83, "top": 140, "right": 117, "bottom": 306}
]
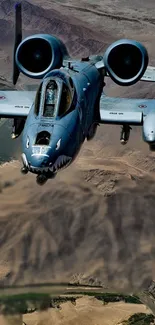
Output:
[{"left": 12, "top": 2, "right": 22, "bottom": 85}]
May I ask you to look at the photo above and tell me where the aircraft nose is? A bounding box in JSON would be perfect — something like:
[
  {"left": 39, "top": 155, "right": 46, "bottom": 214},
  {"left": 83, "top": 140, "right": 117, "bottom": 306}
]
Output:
[
  {"left": 22, "top": 122, "right": 74, "bottom": 175},
  {"left": 28, "top": 152, "right": 50, "bottom": 173},
  {"left": 21, "top": 151, "right": 50, "bottom": 173},
  {"left": 31, "top": 154, "right": 49, "bottom": 166},
  {"left": 28, "top": 124, "right": 71, "bottom": 170}
]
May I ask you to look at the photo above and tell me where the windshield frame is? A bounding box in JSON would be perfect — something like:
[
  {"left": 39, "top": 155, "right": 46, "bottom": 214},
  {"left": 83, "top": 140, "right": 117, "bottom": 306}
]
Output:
[
  {"left": 41, "top": 77, "right": 63, "bottom": 119},
  {"left": 34, "top": 74, "right": 76, "bottom": 120}
]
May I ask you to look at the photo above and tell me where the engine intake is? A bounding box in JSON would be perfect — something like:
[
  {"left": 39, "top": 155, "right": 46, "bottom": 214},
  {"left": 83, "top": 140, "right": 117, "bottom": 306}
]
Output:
[
  {"left": 104, "top": 39, "right": 149, "bottom": 86},
  {"left": 15, "top": 34, "right": 69, "bottom": 79}
]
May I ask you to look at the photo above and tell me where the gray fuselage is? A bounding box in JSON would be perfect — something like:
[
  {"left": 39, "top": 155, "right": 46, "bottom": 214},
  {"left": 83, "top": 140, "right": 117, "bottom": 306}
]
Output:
[{"left": 21, "top": 60, "right": 103, "bottom": 177}]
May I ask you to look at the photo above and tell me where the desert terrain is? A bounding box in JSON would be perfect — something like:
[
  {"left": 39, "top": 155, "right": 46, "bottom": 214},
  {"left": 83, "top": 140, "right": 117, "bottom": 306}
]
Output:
[
  {"left": 20, "top": 297, "right": 154, "bottom": 325},
  {"left": 1, "top": 0, "right": 155, "bottom": 323},
  {"left": 0, "top": 296, "right": 153, "bottom": 325}
]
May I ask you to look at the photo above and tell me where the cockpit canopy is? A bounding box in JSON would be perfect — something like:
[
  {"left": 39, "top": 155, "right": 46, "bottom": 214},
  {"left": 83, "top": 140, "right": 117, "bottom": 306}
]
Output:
[{"left": 34, "top": 74, "right": 75, "bottom": 118}]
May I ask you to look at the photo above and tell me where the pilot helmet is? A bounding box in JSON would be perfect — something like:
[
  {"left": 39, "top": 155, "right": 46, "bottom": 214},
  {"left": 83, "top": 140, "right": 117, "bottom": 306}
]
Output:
[{"left": 48, "top": 81, "right": 55, "bottom": 90}]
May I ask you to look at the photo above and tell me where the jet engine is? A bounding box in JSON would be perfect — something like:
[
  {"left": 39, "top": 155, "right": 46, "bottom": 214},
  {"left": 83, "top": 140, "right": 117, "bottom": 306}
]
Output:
[
  {"left": 15, "top": 34, "right": 69, "bottom": 79},
  {"left": 104, "top": 39, "right": 149, "bottom": 86}
]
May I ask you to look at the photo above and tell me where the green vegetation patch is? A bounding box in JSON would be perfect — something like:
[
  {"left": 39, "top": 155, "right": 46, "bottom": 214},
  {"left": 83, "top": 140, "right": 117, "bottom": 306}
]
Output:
[
  {"left": 67, "top": 292, "right": 142, "bottom": 304},
  {"left": 0, "top": 293, "right": 51, "bottom": 315},
  {"left": 0, "top": 291, "right": 142, "bottom": 315},
  {"left": 122, "top": 312, "right": 155, "bottom": 324},
  {"left": 0, "top": 293, "right": 77, "bottom": 315}
]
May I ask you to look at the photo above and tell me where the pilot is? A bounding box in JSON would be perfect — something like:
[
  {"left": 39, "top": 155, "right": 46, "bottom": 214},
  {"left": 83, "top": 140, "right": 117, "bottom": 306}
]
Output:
[
  {"left": 46, "top": 81, "right": 57, "bottom": 104},
  {"left": 44, "top": 81, "right": 57, "bottom": 117}
]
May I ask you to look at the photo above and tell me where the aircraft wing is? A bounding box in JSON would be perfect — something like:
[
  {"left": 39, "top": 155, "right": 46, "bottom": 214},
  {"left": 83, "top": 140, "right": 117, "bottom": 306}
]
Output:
[
  {"left": 99, "top": 93, "right": 155, "bottom": 125},
  {"left": 141, "top": 66, "right": 155, "bottom": 82},
  {"left": 0, "top": 90, "right": 36, "bottom": 118}
]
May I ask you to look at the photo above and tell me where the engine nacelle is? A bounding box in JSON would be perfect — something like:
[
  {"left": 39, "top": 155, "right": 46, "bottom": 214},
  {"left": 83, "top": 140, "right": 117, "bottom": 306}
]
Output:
[
  {"left": 15, "top": 34, "right": 69, "bottom": 79},
  {"left": 104, "top": 39, "right": 149, "bottom": 86}
]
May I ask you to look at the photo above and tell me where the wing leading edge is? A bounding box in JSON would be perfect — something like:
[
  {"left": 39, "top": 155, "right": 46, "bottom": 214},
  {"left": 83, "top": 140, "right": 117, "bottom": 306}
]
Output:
[
  {"left": 99, "top": 93, "right": 155, "bottom": 125},
  {"left": 0, "top": 90, "right": 36, "bottom": 118}
]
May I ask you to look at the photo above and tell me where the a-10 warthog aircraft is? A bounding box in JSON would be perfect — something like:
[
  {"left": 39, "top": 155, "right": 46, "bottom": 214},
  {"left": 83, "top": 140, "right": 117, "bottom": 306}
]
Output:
[{"left": 0, "top": 3, "right": 155, "bottom": 185}]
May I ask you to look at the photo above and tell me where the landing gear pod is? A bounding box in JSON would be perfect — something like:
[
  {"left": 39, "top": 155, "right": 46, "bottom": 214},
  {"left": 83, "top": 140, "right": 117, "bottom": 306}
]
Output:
[
  {"left": 104, "top": 39, "right": 149, "bottom": 86},
  {"left": 15, "top": 34, "right": 69, "bottom": 79}
]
